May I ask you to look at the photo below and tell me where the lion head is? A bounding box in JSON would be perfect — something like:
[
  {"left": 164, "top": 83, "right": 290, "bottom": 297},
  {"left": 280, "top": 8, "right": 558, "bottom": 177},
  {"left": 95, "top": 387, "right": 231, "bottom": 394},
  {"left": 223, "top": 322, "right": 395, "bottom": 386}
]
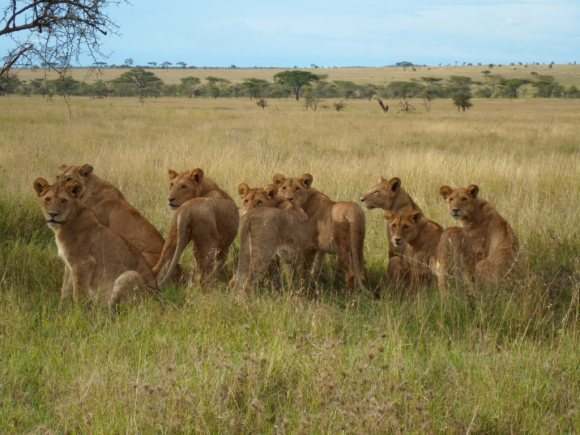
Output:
[
  {"left": 272, "top": 173, "right": 314, "bottom": 207},
  {"left": 439, "top": 184, "right": 480, "bottom": 221},
  {"left": 33, "top": 178, "right": 83, "bottom": 229},
  {"left": 238, "top": 183, "right": 279, "bottom": 215},
  {"left": 360, "top": 176, "right": 402, "bottom": 210},
  {"left": 167, "top": 168, "right": 206, "bottom": 209},
  {"left": 56, "top": 164, "right": 94, "bottom": 194},
  {"left": 384, "top": 209, "right": 424, "bottom": 248}
]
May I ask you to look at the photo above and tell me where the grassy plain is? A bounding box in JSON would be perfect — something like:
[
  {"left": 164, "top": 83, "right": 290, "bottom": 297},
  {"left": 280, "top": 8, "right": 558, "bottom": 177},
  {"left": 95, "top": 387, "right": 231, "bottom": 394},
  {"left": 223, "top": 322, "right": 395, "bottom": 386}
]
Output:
[
  {"left": 0, "top": 95, "right": 579, "bottom": 433},
  {"left": 13, "top": 63, "right": 580, "bottom": 86}
]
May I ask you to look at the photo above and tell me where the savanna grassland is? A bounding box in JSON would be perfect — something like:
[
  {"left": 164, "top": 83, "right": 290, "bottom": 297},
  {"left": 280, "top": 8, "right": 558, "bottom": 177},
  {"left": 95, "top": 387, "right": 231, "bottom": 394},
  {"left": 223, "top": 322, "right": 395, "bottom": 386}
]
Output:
[
  {"left": 14, "top": 63, "right": 580, "bottom": 86},
  {"left": 0, "top": 95, "right": 579, "bottom": 433}
]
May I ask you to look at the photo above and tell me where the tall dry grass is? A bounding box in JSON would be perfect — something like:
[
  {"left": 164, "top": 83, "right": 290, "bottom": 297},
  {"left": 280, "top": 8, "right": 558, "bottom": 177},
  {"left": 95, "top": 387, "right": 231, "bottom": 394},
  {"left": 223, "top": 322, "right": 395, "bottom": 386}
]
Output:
[{"left": 0, "top": 95, "right": 578, "bottom": 433}]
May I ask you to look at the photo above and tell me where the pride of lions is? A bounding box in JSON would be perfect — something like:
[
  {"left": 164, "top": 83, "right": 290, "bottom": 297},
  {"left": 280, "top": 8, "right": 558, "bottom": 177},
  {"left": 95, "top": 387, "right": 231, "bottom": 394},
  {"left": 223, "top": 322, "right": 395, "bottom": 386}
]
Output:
[{"left": 33, "top": 164, "right": 519, "bottom": 307}]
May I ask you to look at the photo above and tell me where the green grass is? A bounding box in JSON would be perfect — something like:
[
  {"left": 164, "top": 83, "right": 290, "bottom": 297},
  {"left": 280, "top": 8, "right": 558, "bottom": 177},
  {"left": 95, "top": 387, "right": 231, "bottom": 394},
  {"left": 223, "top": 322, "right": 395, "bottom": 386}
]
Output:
[{"left": 0, "top": 96, "right": 579, "bottom": 433}]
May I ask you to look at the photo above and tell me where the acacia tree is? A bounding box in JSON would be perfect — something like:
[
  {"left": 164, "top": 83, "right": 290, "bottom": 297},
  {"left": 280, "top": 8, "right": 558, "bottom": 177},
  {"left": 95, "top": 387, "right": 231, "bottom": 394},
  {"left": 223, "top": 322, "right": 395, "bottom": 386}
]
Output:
[
  {"left": 0, "top": 1, "right": 123, "bottom": 78},
  {"left": 274, "top": 70, "right": 322, "bottom": 100}
]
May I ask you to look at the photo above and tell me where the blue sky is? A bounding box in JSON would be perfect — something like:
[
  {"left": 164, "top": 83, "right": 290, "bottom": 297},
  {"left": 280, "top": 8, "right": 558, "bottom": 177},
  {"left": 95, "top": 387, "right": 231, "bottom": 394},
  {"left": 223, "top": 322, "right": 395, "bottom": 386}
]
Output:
[{"left": 3, "top": 0, "right": 580, "bottom": 66}]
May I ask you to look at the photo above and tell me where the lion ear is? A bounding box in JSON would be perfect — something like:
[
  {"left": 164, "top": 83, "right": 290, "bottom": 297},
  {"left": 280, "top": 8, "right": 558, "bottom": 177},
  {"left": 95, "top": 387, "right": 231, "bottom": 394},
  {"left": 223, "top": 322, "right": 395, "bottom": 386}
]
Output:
[
  {"left": 440, "top": 185, "right": 453, "bottom": 200},
  {"left": 467, "top": 184, "right": 479, "bottom": 198},
  {"left": 378, "top": 176, "right": 387, "bottom": 184},
  {"left": 238, "top": 183, "right": 250, "bottom": 198},
  {"left": 300, "top": 173, "right": 314, "bottom": 188},
  {"left": 79, "top": 164, "right": 93, "bottom": 177},
  {"left": 33, "top": 177, "right": 50, "bottom": 196},
  {"left": 168, "top": 169, "right": 178, "bottom": 180},
  {"left": 58, "top": 164, "right": 69, "bottom": 171},
  {"left": 264, "top": 184, "right": 278, "bottom": 199},
  {"left": 191, "top": 168, "right": 204, "bottom": 184},
  {"left": 383, "top": 210, "right": 395, "bottom": 221},
  {"left": 65, "top": 182, "right": 83, "bottom": 198},
  {"left": 388, "top": 177, "right": 401, "bottom": 193},
  {"left": 272, "top": 173, "right": 286, "bottom": 185}
]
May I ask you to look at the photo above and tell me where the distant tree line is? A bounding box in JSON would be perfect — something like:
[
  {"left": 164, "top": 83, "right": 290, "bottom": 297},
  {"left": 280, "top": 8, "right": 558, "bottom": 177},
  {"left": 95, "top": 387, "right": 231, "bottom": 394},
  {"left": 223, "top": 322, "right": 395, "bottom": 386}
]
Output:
[{"left": 1, "top": 68, "right": 579, "bottom": 100}]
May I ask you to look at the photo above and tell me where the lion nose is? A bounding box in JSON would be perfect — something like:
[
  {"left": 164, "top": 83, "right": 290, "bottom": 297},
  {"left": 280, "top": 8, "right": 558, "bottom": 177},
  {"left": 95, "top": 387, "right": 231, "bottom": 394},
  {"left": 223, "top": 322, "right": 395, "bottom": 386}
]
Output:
[
  {"left": 393, "top": 237, "right": 402, "bottom": 246},
  {"left": 48, "top": 212, "right": 58, "bottom": 218},
  {"left": 452, "top": 208, "right": 460, "bottom": 214},
  {"left": 360, "top": 196, "right": 365, "bottom": 202}
]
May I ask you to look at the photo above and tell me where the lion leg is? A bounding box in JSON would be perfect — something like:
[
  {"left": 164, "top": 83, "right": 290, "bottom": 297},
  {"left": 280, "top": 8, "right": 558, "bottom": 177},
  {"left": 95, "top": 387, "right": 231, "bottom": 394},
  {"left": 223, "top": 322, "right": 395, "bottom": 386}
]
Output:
[
  {"left": 71, "top": 259, "right": 95, "bottom": 303},
  {"left": 387, "top": 256, "right": 410, "bottom": 291},
  {"left": 109, "top": 271, "right": 146, "bottom": 308},
  {"left": 60, "top": 266, "right": 73, "bottom": 304},
  {"left": 435, "top": 228, "right": 475, "bottom": 295}
]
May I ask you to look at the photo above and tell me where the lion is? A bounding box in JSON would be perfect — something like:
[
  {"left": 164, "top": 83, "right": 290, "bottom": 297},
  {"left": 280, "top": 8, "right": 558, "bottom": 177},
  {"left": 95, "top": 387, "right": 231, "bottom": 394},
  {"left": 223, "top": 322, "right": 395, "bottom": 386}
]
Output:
[
  {"left": 155, "top": 168, "right": 239, "bottom": 287},
  {"left": 230, "top": 183, "right": 311, "bottom": 291},
  {"left": 273, "top": 173, "right": 366, "bottom": 290},
  {"left": 33, "top": 177, "right": 157, "bottom": 307},
  {"left": 57, "top": 164, "right": 164, "bottom": 268},
  {"left": 437, "top": 184, "right": 519, "bottom": 288},
  {"left": 238, "top": 183, "right": 308, "bottom": 219},
  {"left": 384, "top": 209, "right": 443, "bottom": 290},
  {"left": 360, "top": 176, "right": 422, "bottom": 289}
]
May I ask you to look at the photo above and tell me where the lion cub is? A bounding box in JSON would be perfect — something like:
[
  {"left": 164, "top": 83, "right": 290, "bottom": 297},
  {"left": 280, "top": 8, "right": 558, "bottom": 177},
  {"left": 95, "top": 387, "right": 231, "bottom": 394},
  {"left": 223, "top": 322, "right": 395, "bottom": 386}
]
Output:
[
  {"left": 33, "top": 178, "right": 157, "bottom": 307},
  {"left": 438, "top": 184, "right": 519, "bottom": 287},
  {"left": 384, "top": 209, "right": 443, "bottom": 289},
  {"left": 232, "top": 183, "right": 312, "bottom": 292},
  {"left": 155, "top": 168, "right": 239, "bottom": 287}
]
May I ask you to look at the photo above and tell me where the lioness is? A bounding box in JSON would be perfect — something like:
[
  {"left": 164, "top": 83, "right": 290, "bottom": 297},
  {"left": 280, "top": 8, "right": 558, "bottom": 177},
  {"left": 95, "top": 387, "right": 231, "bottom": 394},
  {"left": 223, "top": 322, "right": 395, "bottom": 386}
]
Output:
[
  {"left": 238, "top": 183, "right": 308, "bottom": 218},
  {"left": 384, "top": 209, "right": 443, "bottom": 289},
  {"left": 34, "top": 178, "right": 157, "bottom": 307},
  {"left": 360, "top": 176, "right": 422, "bottom": 289},
  {"left": 155, "top": 168, "right": 239, "bottom": 286},
  {"left": 438, "top": 184, "right": 519, "bottom": 286},
  {"left": 274, "top": 173, "right": 366, "bottom": 289},
  {"left": 231, "top": 183, "right": 311, "bottom": 291},
  {"left": 57, "top": 164, "right": 164, "bottom": 268}
]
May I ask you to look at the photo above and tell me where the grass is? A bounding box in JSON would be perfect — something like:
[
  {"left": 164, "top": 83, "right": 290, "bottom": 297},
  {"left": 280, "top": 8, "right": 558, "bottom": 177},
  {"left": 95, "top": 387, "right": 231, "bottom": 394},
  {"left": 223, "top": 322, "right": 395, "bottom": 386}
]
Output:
[
  {"left": 0, "top": 95, "right": 579, "bottom": 433},
  {"left": 12, "top": 63, "right": 580, "bottom": 86}
]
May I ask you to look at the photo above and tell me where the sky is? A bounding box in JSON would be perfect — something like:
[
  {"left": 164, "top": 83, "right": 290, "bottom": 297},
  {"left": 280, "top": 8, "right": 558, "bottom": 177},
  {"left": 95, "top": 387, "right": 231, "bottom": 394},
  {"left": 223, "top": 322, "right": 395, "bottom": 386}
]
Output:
[{"left": 3, "top": 0, "right": 580, "bottom": 67}]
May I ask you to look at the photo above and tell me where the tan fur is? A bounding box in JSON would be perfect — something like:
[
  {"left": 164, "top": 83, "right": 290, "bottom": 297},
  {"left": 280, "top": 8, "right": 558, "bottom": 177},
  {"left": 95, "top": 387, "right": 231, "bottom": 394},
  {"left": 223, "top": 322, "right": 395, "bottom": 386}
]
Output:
[
  {"left": 274, "top": 173, "right": 366, "bottom": 289},
  {"left": 33, "top": 178, "right": 157, "bottom": 307},
  {"left": 57, "top": 164, "right": 164, "bottom": 268},
  {"left": 155, "top": 168, "right": 238, "bottom": 287},
  {"left": 231, "top": 183, "right": 311, "bottom": 291},
  {"left": 384, "top": 209, "right": 443, "bottom": 289},
  {"left": 360, "top": 176, "right": 421, "bottom": 258},
  {"left": 438, "top": 184, "right": 519, "bottom": 288}
]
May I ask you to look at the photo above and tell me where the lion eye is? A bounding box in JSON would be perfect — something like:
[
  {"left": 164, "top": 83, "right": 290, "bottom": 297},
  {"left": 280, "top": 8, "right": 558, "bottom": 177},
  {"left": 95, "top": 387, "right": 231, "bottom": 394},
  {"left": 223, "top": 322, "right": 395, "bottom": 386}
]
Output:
[
  {"left": 257, "top": 200, "right": 263, "bottom": 206},
  {"left": 44, "top": 197, "right": 50, "bottom": 203},
  {"left": 461, "top": 197, "right": 467, "bottom": 202},
  {"left": 403, "top": 224, "right": 409, "bottom": 230},
  {"left": 170, "top": 182, "right": 174, "bottom": 188},
  {"left": 295, "top": 187, "right": 299, "bottom": 191},
  {"left": 282, "top": 186, "right": 286, "bottom": 190},
  {"left": 60, "top": 198, "right": 68, "bottom": 204},
  {"left": 373, "top": 191, "right": 379, "bottom": 195},
  {"left": 180, "top": 185, "right": 186, "bottom": 189}
]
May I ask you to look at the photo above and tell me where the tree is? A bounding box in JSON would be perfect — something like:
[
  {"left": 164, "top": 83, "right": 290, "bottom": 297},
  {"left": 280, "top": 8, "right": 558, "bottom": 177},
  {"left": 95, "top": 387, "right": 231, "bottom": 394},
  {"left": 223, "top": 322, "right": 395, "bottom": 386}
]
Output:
[
  {"left": 161, "top": 61, "right": 172, "bottom": 69},
  {"left": 0, "top": 1, "right": 122, "bottom": 78},
  {"left": 147, "top": 61, "right": 157, "bottom": 68},
  {"left": 124, "top": 58, "right": 134, "bottom": 67},
  {"left": 273, "top": 70, "right": 322, "bottom": 100},
  {"left": 451, "top": 87, "right": 473, "bottom": 111},
  {"left": 111, "top": 67, "right": 162, "bottom": 101},
  {"left": 241, "top": 78, "right": 270, "bottom": 99},
  {"left": 176, "top": 61, "right": 187, "bottom": 69},
  {"left": 179, "top": 76, "right": 200, "bottom": 97}
]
